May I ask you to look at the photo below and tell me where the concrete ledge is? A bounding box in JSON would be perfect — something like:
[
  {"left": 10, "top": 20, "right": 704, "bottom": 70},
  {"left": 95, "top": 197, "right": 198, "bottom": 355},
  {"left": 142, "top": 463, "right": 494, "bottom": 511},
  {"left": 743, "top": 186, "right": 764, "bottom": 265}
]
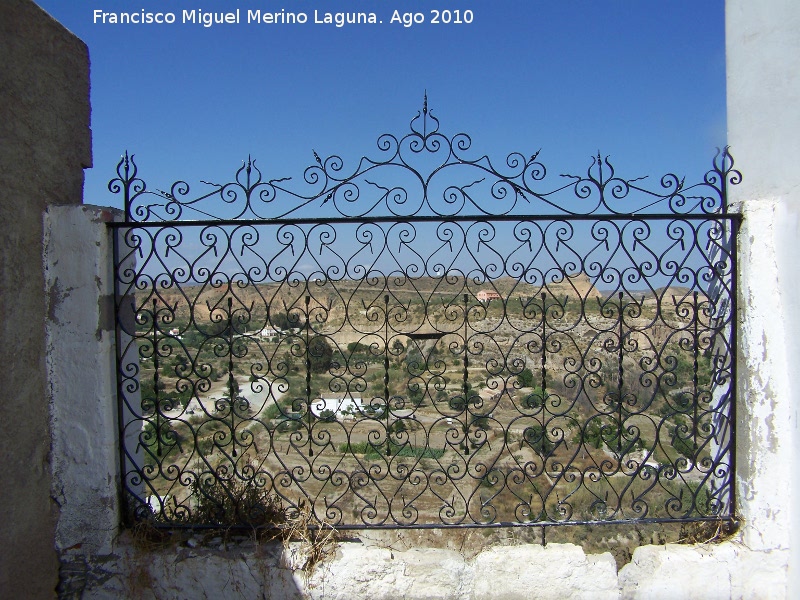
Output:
[
  {"left": 65, "top": 536, "right": 792, "bottom": 600},
  {"left": 619, "top": 542, "right": 788, "bottom": 600}
]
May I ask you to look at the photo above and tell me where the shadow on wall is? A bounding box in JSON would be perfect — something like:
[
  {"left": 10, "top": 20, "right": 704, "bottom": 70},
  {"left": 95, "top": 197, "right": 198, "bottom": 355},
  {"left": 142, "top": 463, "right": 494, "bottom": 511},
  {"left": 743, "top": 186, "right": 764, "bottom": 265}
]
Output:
[{"left": 61, "top": 530, "right": 312, "bottom": 598}]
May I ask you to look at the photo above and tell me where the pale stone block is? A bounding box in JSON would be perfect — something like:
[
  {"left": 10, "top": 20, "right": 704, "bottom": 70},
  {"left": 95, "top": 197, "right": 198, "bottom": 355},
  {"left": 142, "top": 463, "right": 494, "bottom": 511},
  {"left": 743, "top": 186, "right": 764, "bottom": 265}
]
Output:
[
  {"left": 620, "top": 544, "right": 732, "bottom": 600},
  {"left": 619, "top": 542, "right": 788, "bottom": 600},
  {"left": 396, "top": 548, "right": 470, "bottom": 600},
  {"left": 305, "top": 544, "right": 411, "bottom": 600},
  {"left": 470, "top": 543, "right": 619, "bottom": 600}
]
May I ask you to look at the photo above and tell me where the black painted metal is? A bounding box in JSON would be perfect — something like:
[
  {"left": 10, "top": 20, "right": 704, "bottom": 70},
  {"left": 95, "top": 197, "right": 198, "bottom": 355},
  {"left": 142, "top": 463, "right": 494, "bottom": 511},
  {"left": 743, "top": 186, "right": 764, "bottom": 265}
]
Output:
[{"left": 111, "top": 100, "right": 740, "bottom": 529}]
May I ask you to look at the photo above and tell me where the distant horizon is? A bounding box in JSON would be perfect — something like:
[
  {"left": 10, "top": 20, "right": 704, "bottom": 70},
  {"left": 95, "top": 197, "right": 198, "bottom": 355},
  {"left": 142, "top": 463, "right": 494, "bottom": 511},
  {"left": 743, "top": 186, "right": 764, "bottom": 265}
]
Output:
[{"left": 121, "top": 269, "right": 709, "bottom": 300}]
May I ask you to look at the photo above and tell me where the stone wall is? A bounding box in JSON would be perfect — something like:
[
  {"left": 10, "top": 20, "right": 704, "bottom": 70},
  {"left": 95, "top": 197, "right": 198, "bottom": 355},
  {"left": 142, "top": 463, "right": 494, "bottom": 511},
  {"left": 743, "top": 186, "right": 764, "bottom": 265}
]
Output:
[{"left": 0, "top": 0, "right": 91, "bottom": 597}]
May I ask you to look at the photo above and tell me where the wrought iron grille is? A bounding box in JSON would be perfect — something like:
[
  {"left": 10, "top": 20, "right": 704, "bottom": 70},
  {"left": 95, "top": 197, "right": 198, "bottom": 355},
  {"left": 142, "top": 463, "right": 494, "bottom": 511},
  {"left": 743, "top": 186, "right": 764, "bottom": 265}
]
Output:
[{"left": 112, "top": 100, "right": 740, "bottom": 529}]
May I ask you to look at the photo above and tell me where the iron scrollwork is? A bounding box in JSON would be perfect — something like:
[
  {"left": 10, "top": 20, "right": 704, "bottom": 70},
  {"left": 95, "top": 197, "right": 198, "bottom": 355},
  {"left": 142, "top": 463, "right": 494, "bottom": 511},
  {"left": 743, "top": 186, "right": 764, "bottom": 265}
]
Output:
[{"left": 112, "top": 99, "right": 740, "bottom": 529}]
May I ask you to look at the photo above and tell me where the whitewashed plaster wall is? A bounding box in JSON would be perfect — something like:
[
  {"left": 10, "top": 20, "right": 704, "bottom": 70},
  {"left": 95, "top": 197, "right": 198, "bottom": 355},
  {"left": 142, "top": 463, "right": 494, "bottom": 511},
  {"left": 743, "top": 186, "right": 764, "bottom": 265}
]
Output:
[
  {"left": 44, "top": 205, "right": 121, "bottom": 562},
  {"left": 726, "top": 0, "right": 800, "bottom": 589}
]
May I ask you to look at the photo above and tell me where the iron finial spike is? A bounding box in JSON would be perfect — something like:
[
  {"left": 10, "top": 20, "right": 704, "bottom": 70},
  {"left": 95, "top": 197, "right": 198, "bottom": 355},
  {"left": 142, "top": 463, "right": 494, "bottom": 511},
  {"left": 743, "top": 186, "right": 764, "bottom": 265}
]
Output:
[
  {"left": 597, "top": 151, "right": 604, "bottom": 185},
  {"left": 422, "top": 91, "right": 429, "bottom": 138}
]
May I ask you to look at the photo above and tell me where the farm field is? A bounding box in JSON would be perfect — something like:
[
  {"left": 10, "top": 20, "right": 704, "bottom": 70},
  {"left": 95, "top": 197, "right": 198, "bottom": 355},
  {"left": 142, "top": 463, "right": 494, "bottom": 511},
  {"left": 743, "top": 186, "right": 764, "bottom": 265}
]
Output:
[{"left": 124, "top": 273, "right": 730, "bottom": 527}]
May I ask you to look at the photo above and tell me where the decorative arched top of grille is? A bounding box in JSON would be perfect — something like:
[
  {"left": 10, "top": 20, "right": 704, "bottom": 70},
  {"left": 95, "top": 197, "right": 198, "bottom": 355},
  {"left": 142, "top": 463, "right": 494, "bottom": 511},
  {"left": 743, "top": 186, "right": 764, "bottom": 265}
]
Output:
[{"left": 111, "top": 96, "right": 740, "bottom": 223}]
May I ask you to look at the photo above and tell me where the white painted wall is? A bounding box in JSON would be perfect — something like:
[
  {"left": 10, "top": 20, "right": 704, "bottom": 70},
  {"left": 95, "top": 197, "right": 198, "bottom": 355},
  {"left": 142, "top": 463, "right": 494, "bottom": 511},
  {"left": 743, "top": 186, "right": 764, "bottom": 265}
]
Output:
[
  {"left": 44, "top": 205, "right": 121, "bottom": 558},
  {"left": 726, "top": 0, "right": 800, "bottom": 590}
]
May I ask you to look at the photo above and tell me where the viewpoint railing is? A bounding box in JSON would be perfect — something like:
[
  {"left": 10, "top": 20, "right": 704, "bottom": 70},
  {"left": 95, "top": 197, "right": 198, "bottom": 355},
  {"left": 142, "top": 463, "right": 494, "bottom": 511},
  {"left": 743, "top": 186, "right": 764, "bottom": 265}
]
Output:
[{"left": 111, "top": 100, "right": 740, "bottom": 529}]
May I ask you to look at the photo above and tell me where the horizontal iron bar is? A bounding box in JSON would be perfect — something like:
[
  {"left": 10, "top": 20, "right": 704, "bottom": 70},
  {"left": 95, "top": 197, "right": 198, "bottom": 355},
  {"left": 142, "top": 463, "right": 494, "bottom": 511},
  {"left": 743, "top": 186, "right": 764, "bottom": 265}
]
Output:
[
  {"left": 107, "top": 213, "right": 743, "bottom": 228},
  {"left": 139, "top": 515, "right": 739, "bottom": 532}
]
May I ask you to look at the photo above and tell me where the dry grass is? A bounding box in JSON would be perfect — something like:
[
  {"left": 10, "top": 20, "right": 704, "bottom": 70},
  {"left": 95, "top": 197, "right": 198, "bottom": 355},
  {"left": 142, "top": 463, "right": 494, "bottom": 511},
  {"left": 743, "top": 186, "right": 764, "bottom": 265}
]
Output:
[
  {"left": 676, "top": 518, "right": 739, "bottom": 545},
  {"left": 279, "top": 501, "right": 339, "bottom": 585},
  {"left": 130, "top": 477, "right": 340, "bottom": 586}
]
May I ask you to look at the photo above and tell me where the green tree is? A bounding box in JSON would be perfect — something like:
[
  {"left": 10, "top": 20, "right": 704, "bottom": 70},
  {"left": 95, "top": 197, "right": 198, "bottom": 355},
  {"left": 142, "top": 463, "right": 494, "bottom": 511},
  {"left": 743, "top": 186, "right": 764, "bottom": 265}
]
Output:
[
  {"left": 579, "top": 419, "right": 607, "bottom": 450},
  {"left": 390, "top": 419, "right": 407, "bottom": 434},
  {"left": 270, "top": 311, "right": 297, "bottom": 331},
  {"left": 308, "top": 336, "right": 334, "bottom": 373},
  {"left": 347, "top": 341, "right": 369, "bottom": 354},
  {"left": 522, "top": 386, "right": 546, "bottom": 410},
  {"left": 408, "top": 383, "right": 424, "bottom": 406},
  {"left": 523, "top": 423, "right": 555, "bottom": 456},
  {"left": 517, "top": 368, "right": 535, "bottom": 388},
  {"left": 670, "top": 424, "right": 696, "bottom": 460}
]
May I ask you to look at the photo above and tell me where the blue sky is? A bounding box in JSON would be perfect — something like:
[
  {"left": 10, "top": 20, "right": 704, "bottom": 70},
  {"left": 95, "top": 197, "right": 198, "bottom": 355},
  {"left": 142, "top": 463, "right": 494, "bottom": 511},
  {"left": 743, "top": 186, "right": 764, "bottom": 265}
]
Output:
[{"left": 34, "top": 0, "right": 726, "bottom": 213}]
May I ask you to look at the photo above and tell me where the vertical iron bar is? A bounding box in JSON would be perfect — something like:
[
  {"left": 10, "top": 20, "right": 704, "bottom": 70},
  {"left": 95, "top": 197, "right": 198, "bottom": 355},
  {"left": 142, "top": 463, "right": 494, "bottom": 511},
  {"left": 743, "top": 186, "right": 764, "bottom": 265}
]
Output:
[
  {"left": 463, "top": 293, "right": 469, "bottom": 456},
  {"left": 227, "top": 297, "right": 237, "bottom": 457},
  {"left": 540, "top": 293, "right": 548, "bottom": 395},
  {"left": 123, "top": 152, "right": 132, "bottom": 222},
  {"left": 111, "top": 225, "right": 131, "bottom": 525},
  {"left": 728, "top": 217, "right": 739, "bottom": 519},
  {"left": 540, "top": 292, "right": 548, "bottom": 455},
  {"left": 617, "top": 292, "right": 624, "bottom": 453},
  {"left": 692, "top": 291, "right": 699, "bottom": 452},
  {"left": 305, "top": 295, "right": 313, "bottom": 457},
  {"left": 384, "top": 295, "right": 392, "bottom": 457},
  {"left": 152, "top": 299, "right": 162, "bottom": 457}
]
